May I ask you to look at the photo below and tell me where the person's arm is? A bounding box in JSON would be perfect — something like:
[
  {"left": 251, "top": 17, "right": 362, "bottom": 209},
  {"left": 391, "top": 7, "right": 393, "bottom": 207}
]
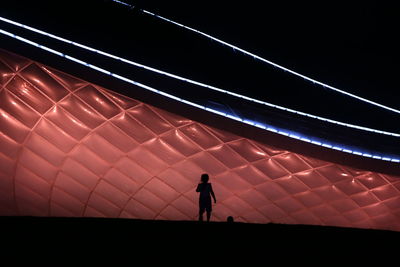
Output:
[
  {"left": 210, "top": 184, "right": 216, "bottom": 203},
  {"left": 196, "top": 184, "right": 201, "bottom": 192}
]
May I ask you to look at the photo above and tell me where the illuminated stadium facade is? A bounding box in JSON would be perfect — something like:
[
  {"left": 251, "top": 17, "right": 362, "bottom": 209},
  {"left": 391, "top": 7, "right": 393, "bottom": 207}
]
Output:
[
  {"left": 1, "top": 47, "right": 400, "bottom": 231},
  {"left": 1, "top": 2, "right": 400, "bottom": 232}
]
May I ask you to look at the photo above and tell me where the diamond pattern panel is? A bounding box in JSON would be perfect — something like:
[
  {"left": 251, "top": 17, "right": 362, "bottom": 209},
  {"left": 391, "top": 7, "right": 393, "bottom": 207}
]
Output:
[
  {"left": 19, "top": 63, "right": 70, "bottom": 102},
  {"left": 5, "top": 75, "right": 53, "bottom": 114},
  {"left": 1, "top": 48, "right": 400, "bottom": 231},
  {"left": 0, "top": 89, "right": 41, "bottom": 128}
]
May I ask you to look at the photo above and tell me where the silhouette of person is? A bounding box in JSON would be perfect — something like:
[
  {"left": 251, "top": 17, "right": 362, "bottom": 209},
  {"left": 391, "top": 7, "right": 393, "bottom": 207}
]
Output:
[
  {"left": 196, "top": 173, "right": 216, "bottom": 222},
  {"left": 227, "top": 216, "right": 234, "bottom": 223}
]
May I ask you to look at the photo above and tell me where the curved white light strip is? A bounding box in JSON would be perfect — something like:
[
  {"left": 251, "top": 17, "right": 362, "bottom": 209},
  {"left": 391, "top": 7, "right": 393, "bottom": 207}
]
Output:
[
  {"left": 112, "top": 0, "right": 131, "bottom": 7},
  {"left": 0, "top": 28, "right": 399, "bottom": 163},
  {"left": 110, "top": 0, "right": 400, "bottom": 116},
  {"left": 0, "top": 16, "right": 399, "bottom": 138}
]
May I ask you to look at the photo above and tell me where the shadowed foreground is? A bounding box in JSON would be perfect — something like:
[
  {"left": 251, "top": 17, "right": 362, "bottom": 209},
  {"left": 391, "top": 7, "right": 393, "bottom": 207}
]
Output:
[
  {"left": 2, "top": 216, "right": 399, "bottom": 264},
  {"left": 3, "top": 216, "right": 399, "bottom": 244}
]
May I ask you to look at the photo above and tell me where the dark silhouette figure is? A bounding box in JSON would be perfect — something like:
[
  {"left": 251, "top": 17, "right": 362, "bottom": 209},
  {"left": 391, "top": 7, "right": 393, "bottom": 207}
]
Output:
[
  {"left": 196, "top": 173, "right": 216, "bottom": 222},
  {"left": 227, "top": 216, "right": 234, "bottom": 223}
]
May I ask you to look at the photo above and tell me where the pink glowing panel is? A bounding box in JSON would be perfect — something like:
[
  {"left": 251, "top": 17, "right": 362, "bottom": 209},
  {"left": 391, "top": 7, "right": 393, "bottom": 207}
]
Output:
[
  {"left": 0, "top": 49, "right": 30, "bottom": 71},
  {"left": 1, "top": 48, "right": 400, "bottom": 231},
  {"left": 20, "top": 64, "right": 70, "bottom": 102},
  {"left": 6, "top": 75, "right": 53, "bottom": 114},
  {"left": 58, "top": 94, "right": 106, "bottom": 129},
  {"left": 0, "top": 89, "right": 41, "bottom": 128},
  {"left": 0, "top": 60, "right": 14, "bottom": 86}
]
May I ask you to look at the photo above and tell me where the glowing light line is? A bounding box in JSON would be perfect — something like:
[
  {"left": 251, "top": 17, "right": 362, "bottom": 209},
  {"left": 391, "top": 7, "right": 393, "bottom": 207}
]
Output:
[
  {"left": 0, "top": 15, "right": 399, "bottom": 138},
  {"left": 1, "top": 28, "right": 399, "bottom": 163},
  {"left": 111, "top": 0, "right": 400, "bottom": 115}
]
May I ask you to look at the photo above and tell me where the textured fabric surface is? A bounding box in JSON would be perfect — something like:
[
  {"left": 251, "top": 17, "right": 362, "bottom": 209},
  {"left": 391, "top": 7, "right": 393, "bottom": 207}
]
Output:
[{"left": 1, "top": 48, "right": 400, "bottom": 231}]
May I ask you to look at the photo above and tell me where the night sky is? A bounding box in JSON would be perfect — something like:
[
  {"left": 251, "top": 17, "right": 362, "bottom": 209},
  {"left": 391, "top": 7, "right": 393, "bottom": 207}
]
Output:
[{"left": 1, "top": 0, "right": 399, "bottom": 133}]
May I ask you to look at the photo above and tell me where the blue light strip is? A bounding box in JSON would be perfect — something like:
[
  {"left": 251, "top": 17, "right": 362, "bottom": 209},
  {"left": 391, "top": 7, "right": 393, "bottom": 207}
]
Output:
[
  {"left": 112, "top": 0, "right": 131, "bottom": 7},
  {"left": 110, "top": 0, "right": 400, "bottom": 116},
  {"left": 0, "top": 16, "right": 399, "bottom": 138},
  {"left": 0, "top": 28, "right": 398, "bottom": 163}
]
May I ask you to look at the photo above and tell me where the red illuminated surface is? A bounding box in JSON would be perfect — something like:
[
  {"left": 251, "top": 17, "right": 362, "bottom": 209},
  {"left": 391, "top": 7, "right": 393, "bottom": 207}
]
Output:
[{"left": 1, "top": 48, "right": 400, "bottom": 231}]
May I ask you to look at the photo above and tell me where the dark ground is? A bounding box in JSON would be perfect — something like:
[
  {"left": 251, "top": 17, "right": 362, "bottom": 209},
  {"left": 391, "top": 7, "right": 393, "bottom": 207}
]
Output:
[{"left": 1, "top": 216, "right": 399, "bottom": 263}]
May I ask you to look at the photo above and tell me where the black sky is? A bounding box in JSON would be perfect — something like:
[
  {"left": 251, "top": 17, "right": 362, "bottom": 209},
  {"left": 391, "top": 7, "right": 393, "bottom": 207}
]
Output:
[{"left": 1, "top": 0, "right": 399, "bottom": 133}]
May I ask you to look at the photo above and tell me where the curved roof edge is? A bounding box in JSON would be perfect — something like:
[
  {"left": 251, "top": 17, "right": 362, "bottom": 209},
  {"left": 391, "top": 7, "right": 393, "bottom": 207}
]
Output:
[{"left": 0, "top": 40, "right": 398, "bottom": 175}]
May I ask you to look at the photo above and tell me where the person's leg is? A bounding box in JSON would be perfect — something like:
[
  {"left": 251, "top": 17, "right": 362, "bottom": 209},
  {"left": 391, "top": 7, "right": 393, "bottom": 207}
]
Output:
[
  {"left": 205, "top": 199, "right": 212, "bottom": 222},
  {"left": 206, "top": 204, "right": 212, "bottom": 222},
  {"left": 206, "top": 211, "right": 211, "bottom": 222},
  {"left": 199, "top": 207, "right": 205, "bottom": 221}
]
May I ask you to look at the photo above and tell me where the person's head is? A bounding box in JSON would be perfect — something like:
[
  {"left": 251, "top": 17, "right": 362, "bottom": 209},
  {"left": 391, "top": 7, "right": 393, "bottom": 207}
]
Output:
[
  {"left": 227, "top": 216, "right": 234, "bottom": 223},
  {"left": 201, "top": 173, "right": 209, "bottom": 183}
]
